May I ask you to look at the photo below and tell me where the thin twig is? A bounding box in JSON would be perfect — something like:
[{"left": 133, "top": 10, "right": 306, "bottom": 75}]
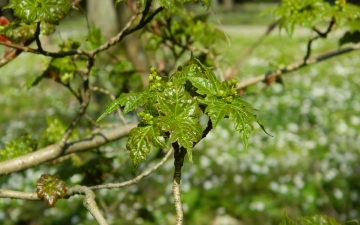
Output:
[
  {"left": 89, "top": 147, "right": 173, "bottom": 190},
  {"left": 303, "top": 19, "right": 336, "bottom": 61},
  {"left": 91, "top": 5, "right": 164, "bottom": 56},
  {"left": 237, "top": 43, "right": 360, "bottom": 90},
  {"left": 34, "top": 22, "right": 43, "bottom": 52},
  {"left": 0, "top": 40, "right": 88, "bottom": 57}
]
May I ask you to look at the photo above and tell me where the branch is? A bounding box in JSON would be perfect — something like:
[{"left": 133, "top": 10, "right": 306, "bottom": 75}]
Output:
[
  {"left": 0, "top": 189, "right": 39, "bottom": 200},
  {"left": 236, "top": 43, "right": 360, "bottom": 90},
  {"left": 67, "top": 185, "right": 108, "bottom": 225},
  {"left": 172, "top": 143, "right": 187, "bottom": 225},
  {"left": 0, "top": 186, "right": 108, "bottom": 225},
  {"left": 0, "top": 123, "right": 137, "bottom": 175},
  {"left": 34, "top": 22, "right": 43, "bottom": 52},
  {"left": 303, "top": 19, "right": 336, "bottom": 61},
  {"left": 0, "top": 40, "right": 88, "bottom": 57},
  {"left": 89, "top": 147, "right": 173, "bottom": 190}
]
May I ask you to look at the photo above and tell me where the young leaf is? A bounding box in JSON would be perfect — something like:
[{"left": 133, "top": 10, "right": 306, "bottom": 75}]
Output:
[
  {"left": 172, "top": 64, "right": 203, "bottom": 85},
  {"left": 0, "top": 20, "right": 54, "bottom": 43},
  {"left": 279, "top": 212, "right": 297, "bottom": 225},
  {"left": 126, "top": 125, "right": 166, "bottom": 168},
  {"left": 158, "top": 116, "right": 201, "bottom": 162},
  {"left": 229, "top": 109, "right": 254, "bottom": 151},
  {"left": 4, "top": 0, "right": 72, "bottom": 25},
  {"left": 97, "top": 91, "right": 150, "bottom": 122},
  {"left": 202, "top": 97, "right": 229, "bottom": 128},
  {"left": 194, "top": 58, "right": 222, "bottom": 94},
  {"left": 157, "top": 84, "right": 202, "bottom": 162},
  {"left": 187, "top": 77, "right": 218, "bottom": 96},
  {"left": 299, "top": 215, "right": 341, "bottom": 225},
  {"left": 36, "top": 174, "right": 67, "bottom": 207}
]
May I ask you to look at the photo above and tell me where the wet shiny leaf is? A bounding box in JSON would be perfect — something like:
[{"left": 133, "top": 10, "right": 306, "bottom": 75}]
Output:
[{"left": 36, "top": 174, "right": 67, "bottom": 207}]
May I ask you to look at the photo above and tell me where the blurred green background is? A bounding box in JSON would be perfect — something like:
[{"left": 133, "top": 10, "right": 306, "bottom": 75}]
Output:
[{"left": 1, "top": 1, "right": 359, "bottom": 225}]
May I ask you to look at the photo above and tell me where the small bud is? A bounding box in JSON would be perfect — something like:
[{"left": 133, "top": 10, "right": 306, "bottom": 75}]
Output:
[{"left": 231, "top": 78, "right": 237, "bottom": 84}]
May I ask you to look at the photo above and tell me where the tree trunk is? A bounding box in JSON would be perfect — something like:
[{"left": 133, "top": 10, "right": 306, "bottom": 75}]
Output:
[
  {"left": 87, "top": 0, "right": 118, "bottom": 41},
  {"left": 117, "top": 2, "right": 150, "bottom": 87},
  {"left": 223, "top": 0, "right": 234, "bottom": 12}
]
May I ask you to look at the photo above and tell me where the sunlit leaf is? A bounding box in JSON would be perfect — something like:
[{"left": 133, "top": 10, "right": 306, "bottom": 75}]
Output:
[
  {"left": 157, "top": 84, "right": 202, "bottom": 162},
  {"left": 126, "top": 125, "right": 166, "bottom": 168},
  {"left": 4, "top": 0, "right": 72, "bottom": 24},
  {"left": 97, "top": 91, "right": 150, "bottom": 122},
  {"left": 188, "top": 77, "right": 218, "bottom": 96},
  {"left": 0, "top": 20, "right": 54, "bottom": 43}
]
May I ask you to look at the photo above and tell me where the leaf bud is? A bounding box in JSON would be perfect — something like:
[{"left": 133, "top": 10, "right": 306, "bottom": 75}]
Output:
[{"left": 231, "top": 78, "right": 238, "bottom": 85}]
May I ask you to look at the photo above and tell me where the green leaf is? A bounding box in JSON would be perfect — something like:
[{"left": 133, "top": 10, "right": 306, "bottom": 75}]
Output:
[
  {"left": 97, "top": 91, "right": 150, "bottom": 122},
  {"left": 5, "top": 0, "right": 72, "bottom": 24},
  {"left": 279, "top": 212, "right": 297, "bottom": 225},
  {"left": 0, "top": 133, "right": 37, "bottom": 162},
  {"left": 158, "top": 116, "right": 201, "bottom": 162},
  {"left": 36, "top": 174, "right": 67, "bottom": 207},
  {"left": 157, "top": 84, "right": 202, "bottom": 162},
  {"left": 126, "top": 125, "right": 166, "bottom": 168},
  {"left": 159, "top": 0, "right": 174, "bottom": 11},
  {"left": 187, "top": 77, "right": 218, "bottom": 96},
  {"left": 201, "top": 96, "right": 260, "bottom": 151},
  {"left": 172, "top": 64, "right": 203, "bottom": 85},
  {"left": 229, "top": 109, "right": 254, "bottom": 151},
  {"left": 194, "top": 58, "right": 221, "bottom": 94},
  {"left": 86, "top": 25, "right": 103, "bottom": 50},
  {"left": 299, "top": 215, "right": 341, "bottom": 225},
  {"left": 0, "top": 20, "right": 54, "bottom": 43},
  {"left": 202, "top": 97, "right": 229, "bottom": 128}
]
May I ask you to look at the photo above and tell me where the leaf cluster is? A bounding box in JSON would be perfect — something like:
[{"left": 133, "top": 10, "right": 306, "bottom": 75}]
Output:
[
  {"left": 0, "top": 133, "right": 37, "bottom": 162},
  {"left": 0, "top": 20, "right": 54, "bottom": 43},
  {"left": 4, "top": 0, "right": 72, "bottom": 25},
  {"left": 98, "top": 55, "right": 268, "bottom": 168},
  {"left": 264, "top": 0, "right": 360, "bottom": 36}
]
